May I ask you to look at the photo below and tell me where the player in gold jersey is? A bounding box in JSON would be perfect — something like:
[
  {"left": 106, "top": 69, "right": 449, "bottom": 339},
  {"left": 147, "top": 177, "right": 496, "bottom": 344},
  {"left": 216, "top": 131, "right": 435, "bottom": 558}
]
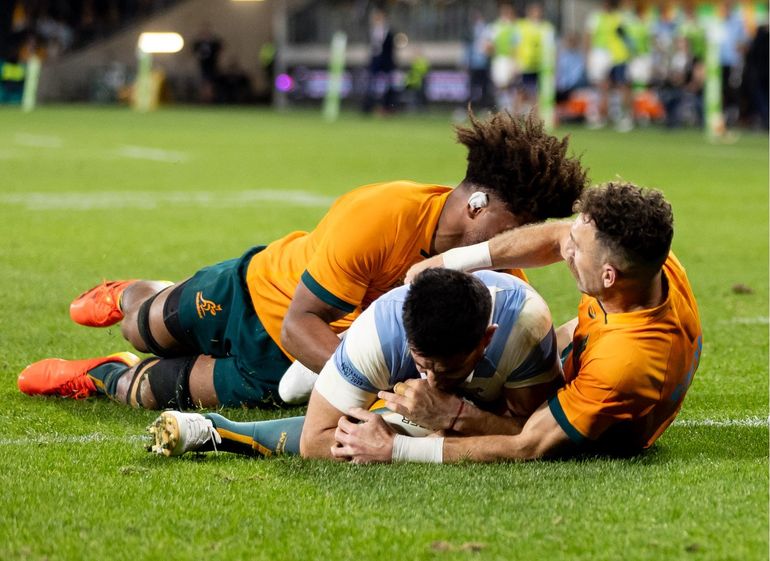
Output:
[
  {"left": 334, "top": 182, "right": 702, "bottom": 462},
  {"left": 18, "top": 112, "right": 587, "bottom": 411}
]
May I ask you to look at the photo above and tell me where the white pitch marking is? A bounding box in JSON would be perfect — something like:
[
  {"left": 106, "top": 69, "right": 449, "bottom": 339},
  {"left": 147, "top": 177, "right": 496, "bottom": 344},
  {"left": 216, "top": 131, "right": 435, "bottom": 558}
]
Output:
[
  {"left": 13, "top": 133, "right": 63, "bottom": 148},
  {"left": 117, "top": 145, "right": 190, "bottom": 163},
  {"left": 717, "top": 317, "right": 769, "bottom": 325},
  {"left": 0, "top": 417, "right": 766, "bottom": 447},
  {"left": 0, "top": 190, "right": 336, "bottom": 210},
  {"left": 0, "top": 434, "right": 145, "bottom": 446},
  {"left": 673, "top": 416, "right": 769, "bottom": 428}
]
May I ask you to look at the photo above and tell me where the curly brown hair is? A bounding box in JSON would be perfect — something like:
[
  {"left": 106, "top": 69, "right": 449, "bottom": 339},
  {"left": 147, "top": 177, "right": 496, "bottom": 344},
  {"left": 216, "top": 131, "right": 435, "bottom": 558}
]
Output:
[
  {"left": 578, "top": 182, "right": 674, "bottom": 273},
  {"left": 455, "top": 110, "right": 588, "bottom": 222}
]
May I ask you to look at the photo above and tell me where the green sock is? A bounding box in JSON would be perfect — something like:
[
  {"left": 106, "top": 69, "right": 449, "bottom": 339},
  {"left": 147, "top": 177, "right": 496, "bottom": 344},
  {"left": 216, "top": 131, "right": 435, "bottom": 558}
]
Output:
[
  {"left": 88, "top": 362, "right": 130, "bottom": 398},
  {"left": 205, "top": 413, "right": 304, "bottom": 457}
]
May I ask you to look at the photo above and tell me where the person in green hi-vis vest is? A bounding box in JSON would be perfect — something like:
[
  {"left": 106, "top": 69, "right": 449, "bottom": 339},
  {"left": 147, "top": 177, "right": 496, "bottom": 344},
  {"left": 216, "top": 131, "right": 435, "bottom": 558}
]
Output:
[
  {"left": 515, "top": 3, "right": 554, "bottom": 117},
  {"left": 585, "top": 0, "right": 634, "bottom": 131},
  {"left": 624, "top": 3, "right": 654, "bottom": 90},
  {"left": 488, "top": 2, "right": 519, "bottom": 112},
  {"left": 404, "top": 50, "right": 430, "bottom": 112}
]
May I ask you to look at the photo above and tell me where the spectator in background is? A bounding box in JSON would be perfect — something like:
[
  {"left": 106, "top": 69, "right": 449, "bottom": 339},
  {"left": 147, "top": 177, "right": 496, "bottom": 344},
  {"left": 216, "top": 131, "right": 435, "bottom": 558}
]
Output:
[
  {"left": 742, "top": 18, "right": 768, "bottom": 129},
  {"left": 556, "top": 32, "right": 587, "bottom": 103},
  {"left": 404, "top": 49, "right": 429, "bottom": 112},
  {"left": 659, "top": 35, "right": 704, "bottom": 128},
  {"left": 515, "top": 3, "right": 552, "bottom": 116},
  {"left": 35, "top": 9, "right": 73, "bottom": 58},
  {"left": 259, "top": 41, "right": 276, "bottom": 103},
  {"left": 217, "top": 56, "right": 252, "bottom": 104},
  {"left": 488, "top": 2, "right": 519, "bottom": 113},
  {"left": 17, "top": 30, "right": 44, "bottom": 62},
  {"left": 679, "top": 2, "right": 707, "bottom": 64},
  {"left": 464, "top": 9, "right": 493, "bottom": 111},
  {"left": 718, "top": 0, "right": 748, "bottom": 127},
  {"left": 362, "top": 7, "right": 396, "bottom": 114},
  {"left": 624, "top": 3, "right": 653, "bottom": 89},
  {"left": 585, "top": 0, "right": 633, "bottom": 131},
  {"left": 192, "top": 22, "right": 223, "bottom": 103}
]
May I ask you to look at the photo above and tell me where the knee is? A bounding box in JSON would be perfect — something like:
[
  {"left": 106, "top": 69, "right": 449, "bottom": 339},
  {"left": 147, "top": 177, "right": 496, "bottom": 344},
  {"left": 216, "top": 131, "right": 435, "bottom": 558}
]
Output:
[
  {"left": 120, "top": 281, "right": 172, "bottom": 316},
  {"left": 126, "top": 356, "right": 198, "bottom": 410}
]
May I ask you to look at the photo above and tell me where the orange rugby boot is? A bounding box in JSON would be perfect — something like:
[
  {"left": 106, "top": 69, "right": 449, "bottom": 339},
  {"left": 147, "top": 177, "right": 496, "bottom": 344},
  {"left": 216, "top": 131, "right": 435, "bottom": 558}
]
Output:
[
  {"left": 69, "top": 280, "right": 138, "bottom": 327},
  {"left": 17, "top": 352, "right": 140, "bottom": 399}
]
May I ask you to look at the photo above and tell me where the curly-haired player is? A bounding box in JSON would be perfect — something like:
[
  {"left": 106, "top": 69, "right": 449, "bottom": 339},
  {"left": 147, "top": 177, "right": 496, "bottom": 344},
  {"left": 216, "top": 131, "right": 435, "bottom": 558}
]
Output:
[
  {"left": 338, "top": 182, "right": 702, "bottom": 463},
  {"left": 18, "top": 111, "right": 587, "bottom": 412}
]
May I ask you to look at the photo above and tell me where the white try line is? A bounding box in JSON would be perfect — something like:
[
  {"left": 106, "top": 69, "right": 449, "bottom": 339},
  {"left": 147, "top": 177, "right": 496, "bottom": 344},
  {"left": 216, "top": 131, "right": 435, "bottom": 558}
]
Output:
[
  {"left": 0, "top": 417, "right": 766, "bottom": 447},
  {"left": 0, "top": 190, "right": 336, "bottom": 211},
  {"left": 717, "top": 317, "right": 769, "bottom": 326},
  {"left": 674, "top": 416, "right": 770, "bottom": 428},
  {"left": 0, "top": 433, "right": 145, "bottom": 446},
  {"left": 116, "top": 145, "right": 190, "bottom": 163},
  {"left": 14, "top": 133, "right": 63, "bottom": 148}
]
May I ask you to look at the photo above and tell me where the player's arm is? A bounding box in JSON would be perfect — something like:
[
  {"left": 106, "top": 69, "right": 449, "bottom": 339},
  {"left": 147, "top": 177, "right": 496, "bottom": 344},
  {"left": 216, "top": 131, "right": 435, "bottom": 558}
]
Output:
[
  {"left": 332, "top": 399, "right": 574, "bottom": 463},
  {"left": 499, "top": 375, "right": 564, "bottom": 431},
  {"left": 442, "top": 400, "right": 574, "bottom": 462},
  {"left": 281, "top": 281, "right": 349, "bottom": 373},
  {"left": 300, "top": 386, "right": 355, "bottom": 460},
  {"left": 284, "top": 192, "right": 395, "bottom": 372},
  {"left": 299, "top": 308, "right": 386, "bottom": 459},
  {"left": 556, "top": 317, "right": 579, "bottom": 357},
  {"left": 299, "top": 360, "right": 378, "bottom": 460},
  {"left": 405, "top": 221, "right": 571, "bottom": 282},
  {"left": 377, "top": 381, "right": 522, "bottom": 436}
]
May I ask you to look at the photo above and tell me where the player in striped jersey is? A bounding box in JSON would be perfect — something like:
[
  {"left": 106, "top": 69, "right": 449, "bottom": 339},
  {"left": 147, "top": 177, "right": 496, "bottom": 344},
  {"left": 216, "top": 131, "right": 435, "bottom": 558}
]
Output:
[{"left": 146, "top": 268, "right": 562, "bottom": 459}]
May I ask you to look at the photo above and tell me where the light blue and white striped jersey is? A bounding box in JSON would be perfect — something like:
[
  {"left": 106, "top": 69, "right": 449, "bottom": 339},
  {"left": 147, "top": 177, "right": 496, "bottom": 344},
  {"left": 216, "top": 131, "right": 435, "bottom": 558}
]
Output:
[{"left": 315, "top": 270, "right": 560, "bottom": 414}]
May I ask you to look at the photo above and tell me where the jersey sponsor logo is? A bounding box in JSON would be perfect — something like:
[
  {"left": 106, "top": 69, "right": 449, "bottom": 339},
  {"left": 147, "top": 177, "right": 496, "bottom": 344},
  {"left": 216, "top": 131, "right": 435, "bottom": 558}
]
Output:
[
  {"left": 195, "top": 291, "right": 223, "bottom": 319},
  {"left": 588, "top": 305, "right": 596, "bottom": 319}
]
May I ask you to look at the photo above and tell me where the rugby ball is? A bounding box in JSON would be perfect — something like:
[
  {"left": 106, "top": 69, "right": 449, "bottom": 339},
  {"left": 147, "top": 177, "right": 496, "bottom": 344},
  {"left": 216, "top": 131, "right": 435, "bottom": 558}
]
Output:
[{"left": 368, "top": 399, "right": 433, "bottom": 437}]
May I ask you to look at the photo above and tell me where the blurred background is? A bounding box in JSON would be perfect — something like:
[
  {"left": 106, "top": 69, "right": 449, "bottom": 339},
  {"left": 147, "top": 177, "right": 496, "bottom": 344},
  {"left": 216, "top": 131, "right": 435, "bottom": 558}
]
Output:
[{"left": 0, "top": 0, "right": 767, "bottom": 131}]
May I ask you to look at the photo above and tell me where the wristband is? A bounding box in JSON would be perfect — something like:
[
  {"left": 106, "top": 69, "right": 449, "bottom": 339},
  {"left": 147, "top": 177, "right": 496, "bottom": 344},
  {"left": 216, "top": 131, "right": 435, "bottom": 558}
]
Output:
[
  {"left": 442, "top": 242, "right": 492, "bottom": 272},
  {"left": 391, "top": 435, "right": 444, "bottom": 463}
]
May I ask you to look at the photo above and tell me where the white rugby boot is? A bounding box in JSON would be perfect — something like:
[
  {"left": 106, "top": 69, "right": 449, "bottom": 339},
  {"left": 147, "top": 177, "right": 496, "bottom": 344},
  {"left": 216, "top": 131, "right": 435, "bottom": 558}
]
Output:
[{"left": 147, "top": 411, "right": 221, "bottom": 457}]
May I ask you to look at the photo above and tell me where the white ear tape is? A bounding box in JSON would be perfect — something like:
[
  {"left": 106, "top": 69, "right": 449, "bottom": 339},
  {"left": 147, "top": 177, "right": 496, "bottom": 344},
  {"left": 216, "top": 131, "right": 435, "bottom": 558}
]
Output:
[{"left": 468, "top": 191, "right": 489, "bottom": 210}]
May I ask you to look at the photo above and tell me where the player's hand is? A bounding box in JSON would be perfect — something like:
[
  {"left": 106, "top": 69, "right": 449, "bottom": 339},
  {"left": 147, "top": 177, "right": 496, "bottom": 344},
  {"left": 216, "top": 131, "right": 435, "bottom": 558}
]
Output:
[
  {"left": 332, "top": 407, "right": 395, "bottom": 464},
  {"left": 378, "top": 379, "right": 461, "bottom": 431},
  {"left": 404, "top": 255, "right": 445, "bottom": 284}
]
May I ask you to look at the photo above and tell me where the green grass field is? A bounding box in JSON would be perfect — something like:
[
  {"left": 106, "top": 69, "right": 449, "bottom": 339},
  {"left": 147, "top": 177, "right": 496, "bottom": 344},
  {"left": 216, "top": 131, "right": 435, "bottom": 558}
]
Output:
[{"left": 0, "top": 106, "right": 767, "bottom": 561}]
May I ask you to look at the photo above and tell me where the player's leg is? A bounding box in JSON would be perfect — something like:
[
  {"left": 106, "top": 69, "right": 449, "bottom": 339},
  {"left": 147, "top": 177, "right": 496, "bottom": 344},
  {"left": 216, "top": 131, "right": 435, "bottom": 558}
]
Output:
[
  {"left": 109, "top": 256, "right": 292, "bottom": 409},
  {"left": 16, "top": 349, "right": 216, "bottom": 407},
  {"left": 147, "top": 410, "right": 306, "bottom": 457},
  {"left": 119, "top": 280, "right": 193, "bottom": 355},
  {"left": 114, "top": 354, "right": 218, "bottom": 408},
  {"left": 19, "top": 278, "right": 206, "bottom": 402},
  {"left": 69, "top": 279, "right": 172, "bottom": 328}
]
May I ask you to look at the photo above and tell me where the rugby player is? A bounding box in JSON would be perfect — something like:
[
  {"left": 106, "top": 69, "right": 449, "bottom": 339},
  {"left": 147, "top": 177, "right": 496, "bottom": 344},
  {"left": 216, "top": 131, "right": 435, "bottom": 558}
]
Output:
[
  {"left": 145, "top": 268, "right": 563, "bottom": 459},
  {"left": 333, "top": 182, "right": 702, "bottom": 462},
  {"left": 17, "top": 111, "right": 587, "bottom": 411}
]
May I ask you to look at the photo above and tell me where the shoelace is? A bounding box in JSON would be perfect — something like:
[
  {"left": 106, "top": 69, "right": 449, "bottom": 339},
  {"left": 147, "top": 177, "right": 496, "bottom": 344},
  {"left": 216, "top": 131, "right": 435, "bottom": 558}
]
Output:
[
  {"left": 60, "top": 375, "right": 95, "bottom": 399},
  {"left": 183, "top": 416, "right": 222, "bottom": 453}
]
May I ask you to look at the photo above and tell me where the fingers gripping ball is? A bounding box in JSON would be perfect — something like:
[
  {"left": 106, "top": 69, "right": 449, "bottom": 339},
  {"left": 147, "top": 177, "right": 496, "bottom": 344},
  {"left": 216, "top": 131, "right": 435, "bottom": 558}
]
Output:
[{"left": 368, "top": 399, "right": 432, "bottom": 437}]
